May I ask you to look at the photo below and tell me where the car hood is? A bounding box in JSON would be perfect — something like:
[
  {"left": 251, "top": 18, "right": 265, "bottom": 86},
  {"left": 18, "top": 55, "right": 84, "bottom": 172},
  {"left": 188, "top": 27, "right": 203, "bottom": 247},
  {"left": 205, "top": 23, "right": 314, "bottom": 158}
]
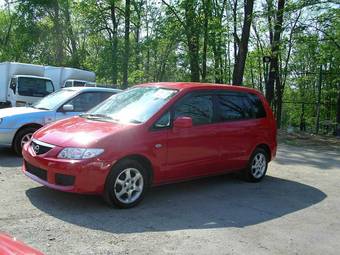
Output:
[
  {"left": 0, "top": 107, "right": 45, "bottom": 118},
  {"left": 34, "top": 116, "right": 134, "bottom": 148}
]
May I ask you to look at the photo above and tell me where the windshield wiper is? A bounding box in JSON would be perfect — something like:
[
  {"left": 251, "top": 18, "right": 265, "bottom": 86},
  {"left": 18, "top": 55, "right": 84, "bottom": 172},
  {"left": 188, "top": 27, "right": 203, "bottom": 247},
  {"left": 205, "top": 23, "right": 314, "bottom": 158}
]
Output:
[
  {"left": 80, "top": 113, "right": 114, "bottom": 120},
  {"left": 110, "top": 117, "right": 142, "bottom": 124},
  {"left": 81, "top": 114, "right": 142, "bottom": 124},
  {"left": 129, "top": 119, "right": 142, "bottom": 124},
  {"left": 31, "top": 106, "right": 49, "bottom": 110}
]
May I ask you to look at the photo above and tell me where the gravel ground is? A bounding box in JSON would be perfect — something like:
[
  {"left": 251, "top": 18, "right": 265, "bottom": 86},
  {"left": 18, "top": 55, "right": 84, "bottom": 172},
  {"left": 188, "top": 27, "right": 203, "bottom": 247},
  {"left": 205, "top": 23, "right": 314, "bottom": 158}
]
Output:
[{"left": 0, "top": 144, "right": 339, "bottom": 255}]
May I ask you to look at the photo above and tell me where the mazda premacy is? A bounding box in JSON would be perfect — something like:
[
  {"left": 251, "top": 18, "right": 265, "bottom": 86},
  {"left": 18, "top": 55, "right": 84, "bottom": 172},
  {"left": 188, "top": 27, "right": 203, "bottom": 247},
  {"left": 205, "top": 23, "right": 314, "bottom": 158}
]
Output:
[{"left": 22, "top": 82, "right": 277, "bottom": 208}]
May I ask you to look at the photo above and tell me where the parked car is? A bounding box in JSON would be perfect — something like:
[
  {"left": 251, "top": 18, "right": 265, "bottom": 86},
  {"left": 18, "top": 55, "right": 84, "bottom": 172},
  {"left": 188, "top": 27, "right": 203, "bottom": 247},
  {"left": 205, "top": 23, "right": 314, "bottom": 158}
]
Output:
[
  {"left": 0, "top": 87, "right": 120, "bottom": 155},
  {"left": 22, "top": 82, "right": 277, "bottom": 208}
]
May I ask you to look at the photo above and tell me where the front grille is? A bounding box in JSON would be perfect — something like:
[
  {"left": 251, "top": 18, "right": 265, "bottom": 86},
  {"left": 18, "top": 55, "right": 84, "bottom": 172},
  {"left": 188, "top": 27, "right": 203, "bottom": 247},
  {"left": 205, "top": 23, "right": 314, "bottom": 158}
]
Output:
[
  {"left": 31, "top": 140, "right": 53, "bottom": 155},
  {"left": 55, "top": 173, "right": 75, "bottom": 186},
  {"left": 25, "top": 161, "right": 47, "bottom": 181}
]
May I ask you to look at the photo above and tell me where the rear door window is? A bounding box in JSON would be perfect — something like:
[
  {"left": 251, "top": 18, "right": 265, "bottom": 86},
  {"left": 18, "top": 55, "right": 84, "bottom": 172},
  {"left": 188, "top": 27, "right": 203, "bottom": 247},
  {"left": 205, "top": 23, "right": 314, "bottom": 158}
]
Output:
[{"left": 174, "top": 94, "right": 213, "bottom": 125}]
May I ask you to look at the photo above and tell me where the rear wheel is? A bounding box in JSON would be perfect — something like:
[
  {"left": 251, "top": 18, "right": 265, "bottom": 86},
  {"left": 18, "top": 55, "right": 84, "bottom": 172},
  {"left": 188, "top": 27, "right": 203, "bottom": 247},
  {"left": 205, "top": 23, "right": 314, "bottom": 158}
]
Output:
[
  {"left": 243, "top": 148, "right": 268, "bottom": 182},
  {"left": 103, "top": 159, "right": 149, "bottom": 208},
  {"left": 13, "top": 127, "right": 38, "bottom": 156}
]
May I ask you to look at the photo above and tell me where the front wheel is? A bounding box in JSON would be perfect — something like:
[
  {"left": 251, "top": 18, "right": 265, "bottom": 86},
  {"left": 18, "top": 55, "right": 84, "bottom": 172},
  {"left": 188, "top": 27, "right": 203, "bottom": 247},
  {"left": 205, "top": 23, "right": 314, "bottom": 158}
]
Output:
[
  {"left": 243, "top": 148, "right": 268, "bottom": 182},
  {"left": 103, "top": 159, "right": 149, "bottom": 208},
  {"left": 13, "top": 127, "right": 38, "bottom": 156}
]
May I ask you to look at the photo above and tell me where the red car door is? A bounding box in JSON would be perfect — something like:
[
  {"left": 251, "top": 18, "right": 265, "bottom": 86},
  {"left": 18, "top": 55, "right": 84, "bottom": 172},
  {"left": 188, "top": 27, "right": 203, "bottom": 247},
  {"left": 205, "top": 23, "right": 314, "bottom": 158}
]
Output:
[
  {"left": 215, "top": 92, "right": 260, "bottom": 171},
  {"left": 164, "top": 93, "right": 220, "bottom": 181}
]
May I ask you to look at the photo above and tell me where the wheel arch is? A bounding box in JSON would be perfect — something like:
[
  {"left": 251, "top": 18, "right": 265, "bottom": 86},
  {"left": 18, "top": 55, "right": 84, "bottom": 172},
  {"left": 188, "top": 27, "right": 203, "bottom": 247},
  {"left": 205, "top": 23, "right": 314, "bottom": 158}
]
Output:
[
  {"left": 12, "top": 123, "right": 43, "bottom": 145},
  {"left": 113, "top": 154, "right": 154, "bottom": 185},
  {"left": 255, "top": 143, "right": 272, "bottom": 161}
]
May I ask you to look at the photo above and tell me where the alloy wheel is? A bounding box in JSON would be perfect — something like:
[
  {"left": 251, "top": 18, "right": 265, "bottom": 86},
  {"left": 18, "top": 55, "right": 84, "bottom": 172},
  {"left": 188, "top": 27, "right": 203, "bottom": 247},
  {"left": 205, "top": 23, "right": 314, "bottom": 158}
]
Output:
[
  {"left": 114, "top": 168, "right": 144, "bottom": 204},
  {"left": 21, "top": 133, "right": 33, "bottom": 148},
  {"left": 251, "top": 153, "right": 266, "bottom": 178}
]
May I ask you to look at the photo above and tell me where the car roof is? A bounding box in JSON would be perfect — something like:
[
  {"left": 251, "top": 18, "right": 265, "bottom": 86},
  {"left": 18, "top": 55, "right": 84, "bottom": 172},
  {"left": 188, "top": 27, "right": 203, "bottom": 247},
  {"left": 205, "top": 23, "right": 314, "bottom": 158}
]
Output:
[
  {"left": 136, "top": 82, "right": 262, "bottom": 95},
  {"left": 61, "top": 87, "right": 121, "bottom": 93}
]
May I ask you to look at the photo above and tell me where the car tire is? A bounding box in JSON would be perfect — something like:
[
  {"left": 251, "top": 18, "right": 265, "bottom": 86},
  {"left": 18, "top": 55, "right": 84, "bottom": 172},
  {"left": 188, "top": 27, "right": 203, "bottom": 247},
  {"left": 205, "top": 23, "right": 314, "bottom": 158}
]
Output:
[
  {"left": 13, "top": 127, "right": 37, "bottom": 156},
  {"left": 103, "top": 159, "right": 149, "bottom": 209},
  {"left": 243, "top": 148, "right": 268, "bottom": 182}
]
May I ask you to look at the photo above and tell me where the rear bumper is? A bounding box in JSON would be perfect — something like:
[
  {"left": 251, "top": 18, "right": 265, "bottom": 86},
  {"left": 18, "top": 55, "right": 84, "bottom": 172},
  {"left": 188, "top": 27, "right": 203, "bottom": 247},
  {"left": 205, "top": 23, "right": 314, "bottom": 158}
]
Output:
[
  {"left": 22, "top": 142, "right": 113, "bottom": 194},
  {"left": 0, "top": 128, "right": 16, "bottom": 146}
]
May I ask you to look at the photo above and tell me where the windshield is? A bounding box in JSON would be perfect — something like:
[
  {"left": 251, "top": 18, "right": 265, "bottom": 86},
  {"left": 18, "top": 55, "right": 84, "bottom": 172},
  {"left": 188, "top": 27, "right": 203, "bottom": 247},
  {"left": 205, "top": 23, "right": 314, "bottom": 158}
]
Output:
[
  {"left": 17, "top": 77, "right": 54, "bottom": 97},
  {"left": 86, "top": 86, "right": 178, "bottom": 124},
  {"left": 32, "top": 89, "right": 78, "bottom": 110}
]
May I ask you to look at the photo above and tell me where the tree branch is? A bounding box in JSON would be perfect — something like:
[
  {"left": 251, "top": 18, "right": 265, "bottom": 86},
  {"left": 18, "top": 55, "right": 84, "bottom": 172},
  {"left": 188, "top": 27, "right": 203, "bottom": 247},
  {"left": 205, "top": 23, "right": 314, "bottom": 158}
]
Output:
[{"left": 161, "top": 0, "right": 185, "bottom": 27}]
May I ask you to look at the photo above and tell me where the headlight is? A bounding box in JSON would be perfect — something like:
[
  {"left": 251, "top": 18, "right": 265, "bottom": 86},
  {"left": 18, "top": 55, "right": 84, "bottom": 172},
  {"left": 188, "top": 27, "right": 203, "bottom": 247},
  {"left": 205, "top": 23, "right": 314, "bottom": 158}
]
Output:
[{"left": 57, "top": 148, "right": 104, "bottom": 159}]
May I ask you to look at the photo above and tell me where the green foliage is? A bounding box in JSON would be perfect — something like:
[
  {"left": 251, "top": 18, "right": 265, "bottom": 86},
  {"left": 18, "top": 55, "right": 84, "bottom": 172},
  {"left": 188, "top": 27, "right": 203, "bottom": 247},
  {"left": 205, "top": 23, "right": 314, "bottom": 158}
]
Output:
[{"left": 0, "top": 0, "right": 338, "bottom": 133}]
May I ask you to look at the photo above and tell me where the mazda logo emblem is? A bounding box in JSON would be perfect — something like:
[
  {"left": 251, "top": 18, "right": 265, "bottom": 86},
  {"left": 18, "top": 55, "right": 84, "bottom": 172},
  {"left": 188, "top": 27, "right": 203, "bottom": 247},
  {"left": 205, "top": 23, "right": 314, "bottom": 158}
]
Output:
[{"left": 33, "top": 144, "right": 40, "bottom": 154}]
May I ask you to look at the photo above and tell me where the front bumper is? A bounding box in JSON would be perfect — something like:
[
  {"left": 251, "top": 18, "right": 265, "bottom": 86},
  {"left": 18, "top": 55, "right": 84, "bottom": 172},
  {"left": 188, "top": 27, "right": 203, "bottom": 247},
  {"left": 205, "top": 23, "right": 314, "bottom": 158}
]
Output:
[
  {"left": 0, "top": 128, "right": 17, "bottom": 146},
  {"left": 22, "top": 141, "right": 112, "bottom": 194}
]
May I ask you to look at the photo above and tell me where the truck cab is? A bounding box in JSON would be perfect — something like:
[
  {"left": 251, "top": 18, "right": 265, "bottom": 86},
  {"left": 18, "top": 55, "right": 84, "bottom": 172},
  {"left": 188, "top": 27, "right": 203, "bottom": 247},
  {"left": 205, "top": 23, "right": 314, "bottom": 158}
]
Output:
[
  {"left": 44, "top": 66, "right": 96, "bottom": 91},
  {"left": 0, "top": 62, "right": 55, "bottom": 108},
  {"left": 7, "top": 75, "right": 54, "bottom": 107}
]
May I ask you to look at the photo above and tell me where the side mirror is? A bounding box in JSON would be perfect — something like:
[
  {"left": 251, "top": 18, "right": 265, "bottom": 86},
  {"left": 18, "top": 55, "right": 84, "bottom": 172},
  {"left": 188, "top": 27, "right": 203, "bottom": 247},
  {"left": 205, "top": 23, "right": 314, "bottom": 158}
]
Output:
[
  {"left": 62, "top": 104, "right": 74, "bottom": 112},
  {"left": 173, "top": 116, "right": 193, "bottom": 128}
]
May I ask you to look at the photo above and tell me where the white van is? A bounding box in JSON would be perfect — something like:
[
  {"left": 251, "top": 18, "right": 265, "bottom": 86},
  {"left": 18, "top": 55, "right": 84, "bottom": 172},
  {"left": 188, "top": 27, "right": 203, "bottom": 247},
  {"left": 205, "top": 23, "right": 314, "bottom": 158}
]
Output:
[{"left": 0, "top": 62, "right": 54, "bottom": 108}]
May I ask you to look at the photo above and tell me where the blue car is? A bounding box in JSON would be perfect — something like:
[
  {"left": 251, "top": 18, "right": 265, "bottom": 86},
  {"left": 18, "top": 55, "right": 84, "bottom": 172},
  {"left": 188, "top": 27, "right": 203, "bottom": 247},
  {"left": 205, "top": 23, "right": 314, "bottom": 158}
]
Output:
[{"left": 0, "top": 87, "right": 121, "bottom": 155}]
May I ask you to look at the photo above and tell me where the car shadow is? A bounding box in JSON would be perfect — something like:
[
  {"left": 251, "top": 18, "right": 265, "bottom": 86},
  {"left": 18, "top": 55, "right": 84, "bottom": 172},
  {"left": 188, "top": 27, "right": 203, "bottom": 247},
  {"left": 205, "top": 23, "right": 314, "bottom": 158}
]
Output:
[
  {"left": 0, "top": 146, "right": 22, "bottom": 167},
  {"left": 25, "top": 175, "right": 326, "bottom": 233}
]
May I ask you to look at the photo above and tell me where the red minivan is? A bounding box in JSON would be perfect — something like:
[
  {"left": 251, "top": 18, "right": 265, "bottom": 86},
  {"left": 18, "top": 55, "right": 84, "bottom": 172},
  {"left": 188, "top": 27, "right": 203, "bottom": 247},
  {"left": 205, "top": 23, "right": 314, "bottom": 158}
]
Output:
[{"left": 22, "top": 83, "right": 277, "bottom": 208}]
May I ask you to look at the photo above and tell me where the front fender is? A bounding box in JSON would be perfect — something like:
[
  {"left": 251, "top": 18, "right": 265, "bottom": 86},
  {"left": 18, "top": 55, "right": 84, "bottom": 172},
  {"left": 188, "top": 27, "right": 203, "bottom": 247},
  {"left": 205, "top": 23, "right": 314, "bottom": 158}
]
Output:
[{"left": 5, "top": 112, "right": 54, "bottom": 129}]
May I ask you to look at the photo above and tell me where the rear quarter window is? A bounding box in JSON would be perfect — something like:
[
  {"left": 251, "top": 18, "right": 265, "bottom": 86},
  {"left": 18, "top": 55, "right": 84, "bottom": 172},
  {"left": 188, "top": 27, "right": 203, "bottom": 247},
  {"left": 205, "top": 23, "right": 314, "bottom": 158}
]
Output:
[{"left": 247, "top": 93, "right": 266, "bottom": 119}]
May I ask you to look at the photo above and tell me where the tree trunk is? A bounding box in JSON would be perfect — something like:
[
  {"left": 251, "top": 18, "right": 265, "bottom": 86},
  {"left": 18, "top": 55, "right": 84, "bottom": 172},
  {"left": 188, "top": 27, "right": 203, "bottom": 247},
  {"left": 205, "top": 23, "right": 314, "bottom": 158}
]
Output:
[
  {"left": 265, "top": 0, "right": 285, "bottom": 106},
  {"left": 232, "top": 0, "right": 254, "bottom": 85},
  {"left": 2, "top": 1, "right": 13, "bottom": 47},
  {"left": 202, "top": 0, "right": 211, "bottom": 82},
  {"left": 252, "top": 23, "right": 264, "bottom": 92},
  {"left": 276, "top": 75, "right": 283, "bottom": 128},
  {"left": 212, "top": 33, "right": 222, "bottom": 83},
  {"left": 315, "top": 65, "right": 322, "bottom": 134},
  {"left": 336, "top": 86, "right": 340, "bottom": 136},
  {"left": 300, "top": 101, "right": 306, "bottom": 131},
  {"left": 133, "top": 0, "right": 143, "bottom": 75},
  {"left": 232, "top": 0, "right": 238, "bottom": 63},
  {"left": 110, "top": 2, "right": 118, "bottom": 85},
  {"left": 122, "top": 0, "right": 131, "bottom": 89},
  {"left": 145, "top": 0, "right": 150, "bottom": 82},
  {"left": 64, "top": 0, "right": 79, "bottom": 67},
  {"left": 52, "top": 1, "right": 63, "bottom": 66},
  {"left": 337, "top": 89, "right": 340, "bottom": 124},
  {"left": 184, "top": 0, "right": 200, "bottom": 82}
]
